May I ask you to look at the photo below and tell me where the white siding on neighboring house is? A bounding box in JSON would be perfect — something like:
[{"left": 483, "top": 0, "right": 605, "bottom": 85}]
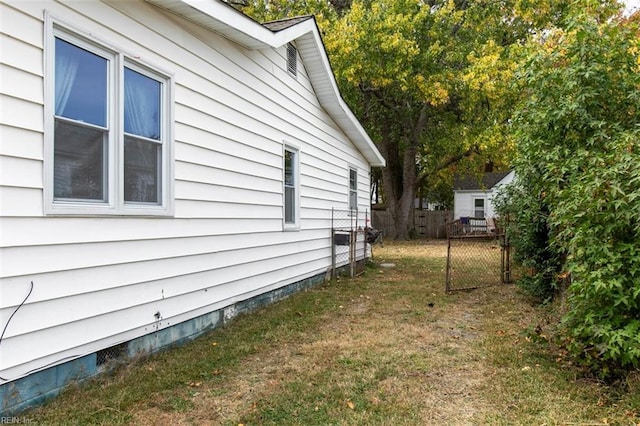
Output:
[
  {"left": 0, "top": 0, "right": 381, "bottom": 386},
  {"left": 453, "top": 191, "right": 480, "bottom": 220},
  {"left": 453, "top": 171, "right": 515, "bottom": 220},
  {"left": 486, "top": 171, "right": 515, "bottom": 217}
]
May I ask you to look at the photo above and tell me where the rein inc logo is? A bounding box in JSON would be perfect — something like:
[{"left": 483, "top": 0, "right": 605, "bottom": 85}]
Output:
[{"left": 0, "top": 418, "right": 35, "bottom": 424}]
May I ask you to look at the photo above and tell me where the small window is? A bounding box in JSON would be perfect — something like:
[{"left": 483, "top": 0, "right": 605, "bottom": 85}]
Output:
[
  {"left": 287, "top": 43, "right": 297, "bottom": 77},
  {"left": 349, "top": 168, "right": 358, "bottom": 212},
  {"left": 47, "top": 24, "right": 172, "bottom": 215},
  {"left": 474, "top": 198, "right": 485, "bottom": 219},
  {"left": 283, "top": 146, "right": 299, "bottom": 228}
]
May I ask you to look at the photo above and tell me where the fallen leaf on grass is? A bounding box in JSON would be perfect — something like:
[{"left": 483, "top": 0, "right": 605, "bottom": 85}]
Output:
[{"left": 347, "top": 401, "right": 355, "bottom": 410}]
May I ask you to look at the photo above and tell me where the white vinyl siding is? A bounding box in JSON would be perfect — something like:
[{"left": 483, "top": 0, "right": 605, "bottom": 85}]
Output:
[
  {"left": 453, "top": 171, "right": 515, "bottom": 220},
  {"left": 0, "top": 0, "right": 373, "bottom": 383}
]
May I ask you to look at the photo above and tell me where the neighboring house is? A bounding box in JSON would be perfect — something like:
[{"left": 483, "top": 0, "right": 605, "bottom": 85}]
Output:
[
  {"left": 0, "top": 0, "right": 385, "bottom": 414},
  {"left": 453, "top": 171, "right": 515, "bottom": 220}
]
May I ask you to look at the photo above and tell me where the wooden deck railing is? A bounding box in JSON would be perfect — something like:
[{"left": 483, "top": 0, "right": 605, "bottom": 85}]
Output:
[{"left": 446, "top": 217, "right": 503, "bottom": 238}]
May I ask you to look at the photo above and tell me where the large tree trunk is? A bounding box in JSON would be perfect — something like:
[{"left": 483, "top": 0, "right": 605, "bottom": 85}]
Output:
[
  {"left": 381, "top": 167, "right": 415, "bottom": 240},
  {"left": 374, "top": 105, "right": 429, "bottom": 240},
  {"left": 378, "top": 115, "right": 421, "bottom": 240}
]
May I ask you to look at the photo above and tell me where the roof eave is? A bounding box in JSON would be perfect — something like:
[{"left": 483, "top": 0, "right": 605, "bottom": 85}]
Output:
[
  {"left": 146, "top": 0, "right": 273, "bottom": 49},
  {"left": 292, "top": 29, "right": 386, "bottom": 167},
  {"left": 145, "top": 0, "right": 386, "bottom": 167},
  {"left": 493, "top": 170, "right": 515, "bottom": 187}
]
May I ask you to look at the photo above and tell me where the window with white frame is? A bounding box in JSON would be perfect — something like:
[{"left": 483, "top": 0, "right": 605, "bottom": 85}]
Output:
[
  {"left": 47, "top": 24, "right": 172, "bottom": 215},
  {"left": 474, "top": 198, "right": 485, "bottom": 218},
  {"left": 349, "top": 167, "right": 358, "bottom": 212},
  {"left": 283, "top": 146, "right": 299, "bottom": 228}
]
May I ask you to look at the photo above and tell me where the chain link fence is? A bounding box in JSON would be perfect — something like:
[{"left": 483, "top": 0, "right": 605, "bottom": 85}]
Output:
[
  {"left": 331, "top": 209, "right": 373, "bottom": 278},
  {"left": 445, "top": 218, "right": 513, "bottom": 292}
]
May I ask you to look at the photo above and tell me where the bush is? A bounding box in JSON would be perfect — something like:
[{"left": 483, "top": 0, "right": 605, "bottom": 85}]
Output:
[
  {"left": 494, "top": 180, "right": 562, "bottom": 303},
  {"left": 510, "top": 12, "right": 640, "bottom": 375},
  {"left": 560, "top": 137, "right": 640, "bottom": 376}
]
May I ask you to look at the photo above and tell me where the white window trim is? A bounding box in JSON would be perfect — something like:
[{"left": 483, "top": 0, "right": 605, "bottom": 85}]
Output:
[
  {"left": 348, "top": 166, "right": 358, "bottom": 213},
  {"left": 283, "top": 143, "right": 300, "bottom": 231},
  {"left": 44, "top": 14, "right": 174, "bottom": 216},
  {"left": 473, "top": 197, "right": 486, "bottom": 219}
]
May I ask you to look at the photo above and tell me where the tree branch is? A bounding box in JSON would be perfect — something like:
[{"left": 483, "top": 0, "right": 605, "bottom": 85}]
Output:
[
  {"left": 438, "top": 144, "right": 480, "bottom": 170},
  {"left": 359, "top": 84, "right": 400, "bottom": 111},
  {"left": 416, "top": 144, "right": 480, "bottom": 187}
]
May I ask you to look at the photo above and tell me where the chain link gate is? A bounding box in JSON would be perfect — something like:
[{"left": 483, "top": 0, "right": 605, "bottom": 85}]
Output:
[{"left": 445, "top": 217, "right": 513, "bottom": 292}]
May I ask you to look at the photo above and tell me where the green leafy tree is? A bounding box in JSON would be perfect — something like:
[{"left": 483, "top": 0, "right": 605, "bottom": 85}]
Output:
[
  {"left": 234, "top": 0, "right": 338, "bottom": 28},
  {"left": 237, "top": 0, "right": 519, "bottom": 238},
  {"left": 508, "top": 5, "right": 640, "bottom": 375},
  {"left": 236, "top": 0, "right": 599, "bottom": 239},
  {"left": 322, "top": 0, "right": 539, "bottom": 238}
]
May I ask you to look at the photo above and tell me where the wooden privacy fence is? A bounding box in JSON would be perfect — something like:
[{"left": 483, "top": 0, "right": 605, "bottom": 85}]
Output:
[{"left": 372, "top": 209, "right": 452, "bottom": 239}]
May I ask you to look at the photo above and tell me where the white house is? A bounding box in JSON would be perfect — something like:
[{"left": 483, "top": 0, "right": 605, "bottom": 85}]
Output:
[
  {"left": 0, "top": 0, "right": 385, "bottom": 414},
  {"left": 453, "top": 171, "right": 515, "bottom": 220}
]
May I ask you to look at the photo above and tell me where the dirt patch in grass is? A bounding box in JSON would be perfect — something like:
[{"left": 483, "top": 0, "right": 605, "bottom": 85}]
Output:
[
  {"left": 132, "top": 241, "right": 494, "bottom": 424},
  {"left": 29, "top": 241, "right": 640, "bottom": 425}
]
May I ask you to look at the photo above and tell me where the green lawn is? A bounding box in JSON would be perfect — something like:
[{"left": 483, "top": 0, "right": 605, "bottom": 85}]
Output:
[{"left": 27, "top": 241, "right": 640, "bottom": 425}]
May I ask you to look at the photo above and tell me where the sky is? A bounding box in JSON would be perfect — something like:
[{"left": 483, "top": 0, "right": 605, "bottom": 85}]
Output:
[{"left": 624, "top": 0, "right": 640, "bottom": 14}]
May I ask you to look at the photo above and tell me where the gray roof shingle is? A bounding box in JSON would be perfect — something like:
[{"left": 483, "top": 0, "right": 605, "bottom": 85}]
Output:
[
  {"left": 262, "top": 16, "right": 314, "bottom": 32},
  {"left": 453, "top": 171, "right": 511, "bottom": 191}
]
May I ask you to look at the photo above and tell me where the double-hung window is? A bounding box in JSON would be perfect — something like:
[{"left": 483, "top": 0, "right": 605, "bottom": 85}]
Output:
[
  {"left": 474, "top": 198, "right": 485, "bottom": 219},
  {"left": 349, "top": 168, "right": 358, "bottom": 212},
  {"left": 47, "top": 23, "right": 172, "bottom": 215},
  {"left": 283, "top": 146, "right": 299, "bottom": 229}
]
